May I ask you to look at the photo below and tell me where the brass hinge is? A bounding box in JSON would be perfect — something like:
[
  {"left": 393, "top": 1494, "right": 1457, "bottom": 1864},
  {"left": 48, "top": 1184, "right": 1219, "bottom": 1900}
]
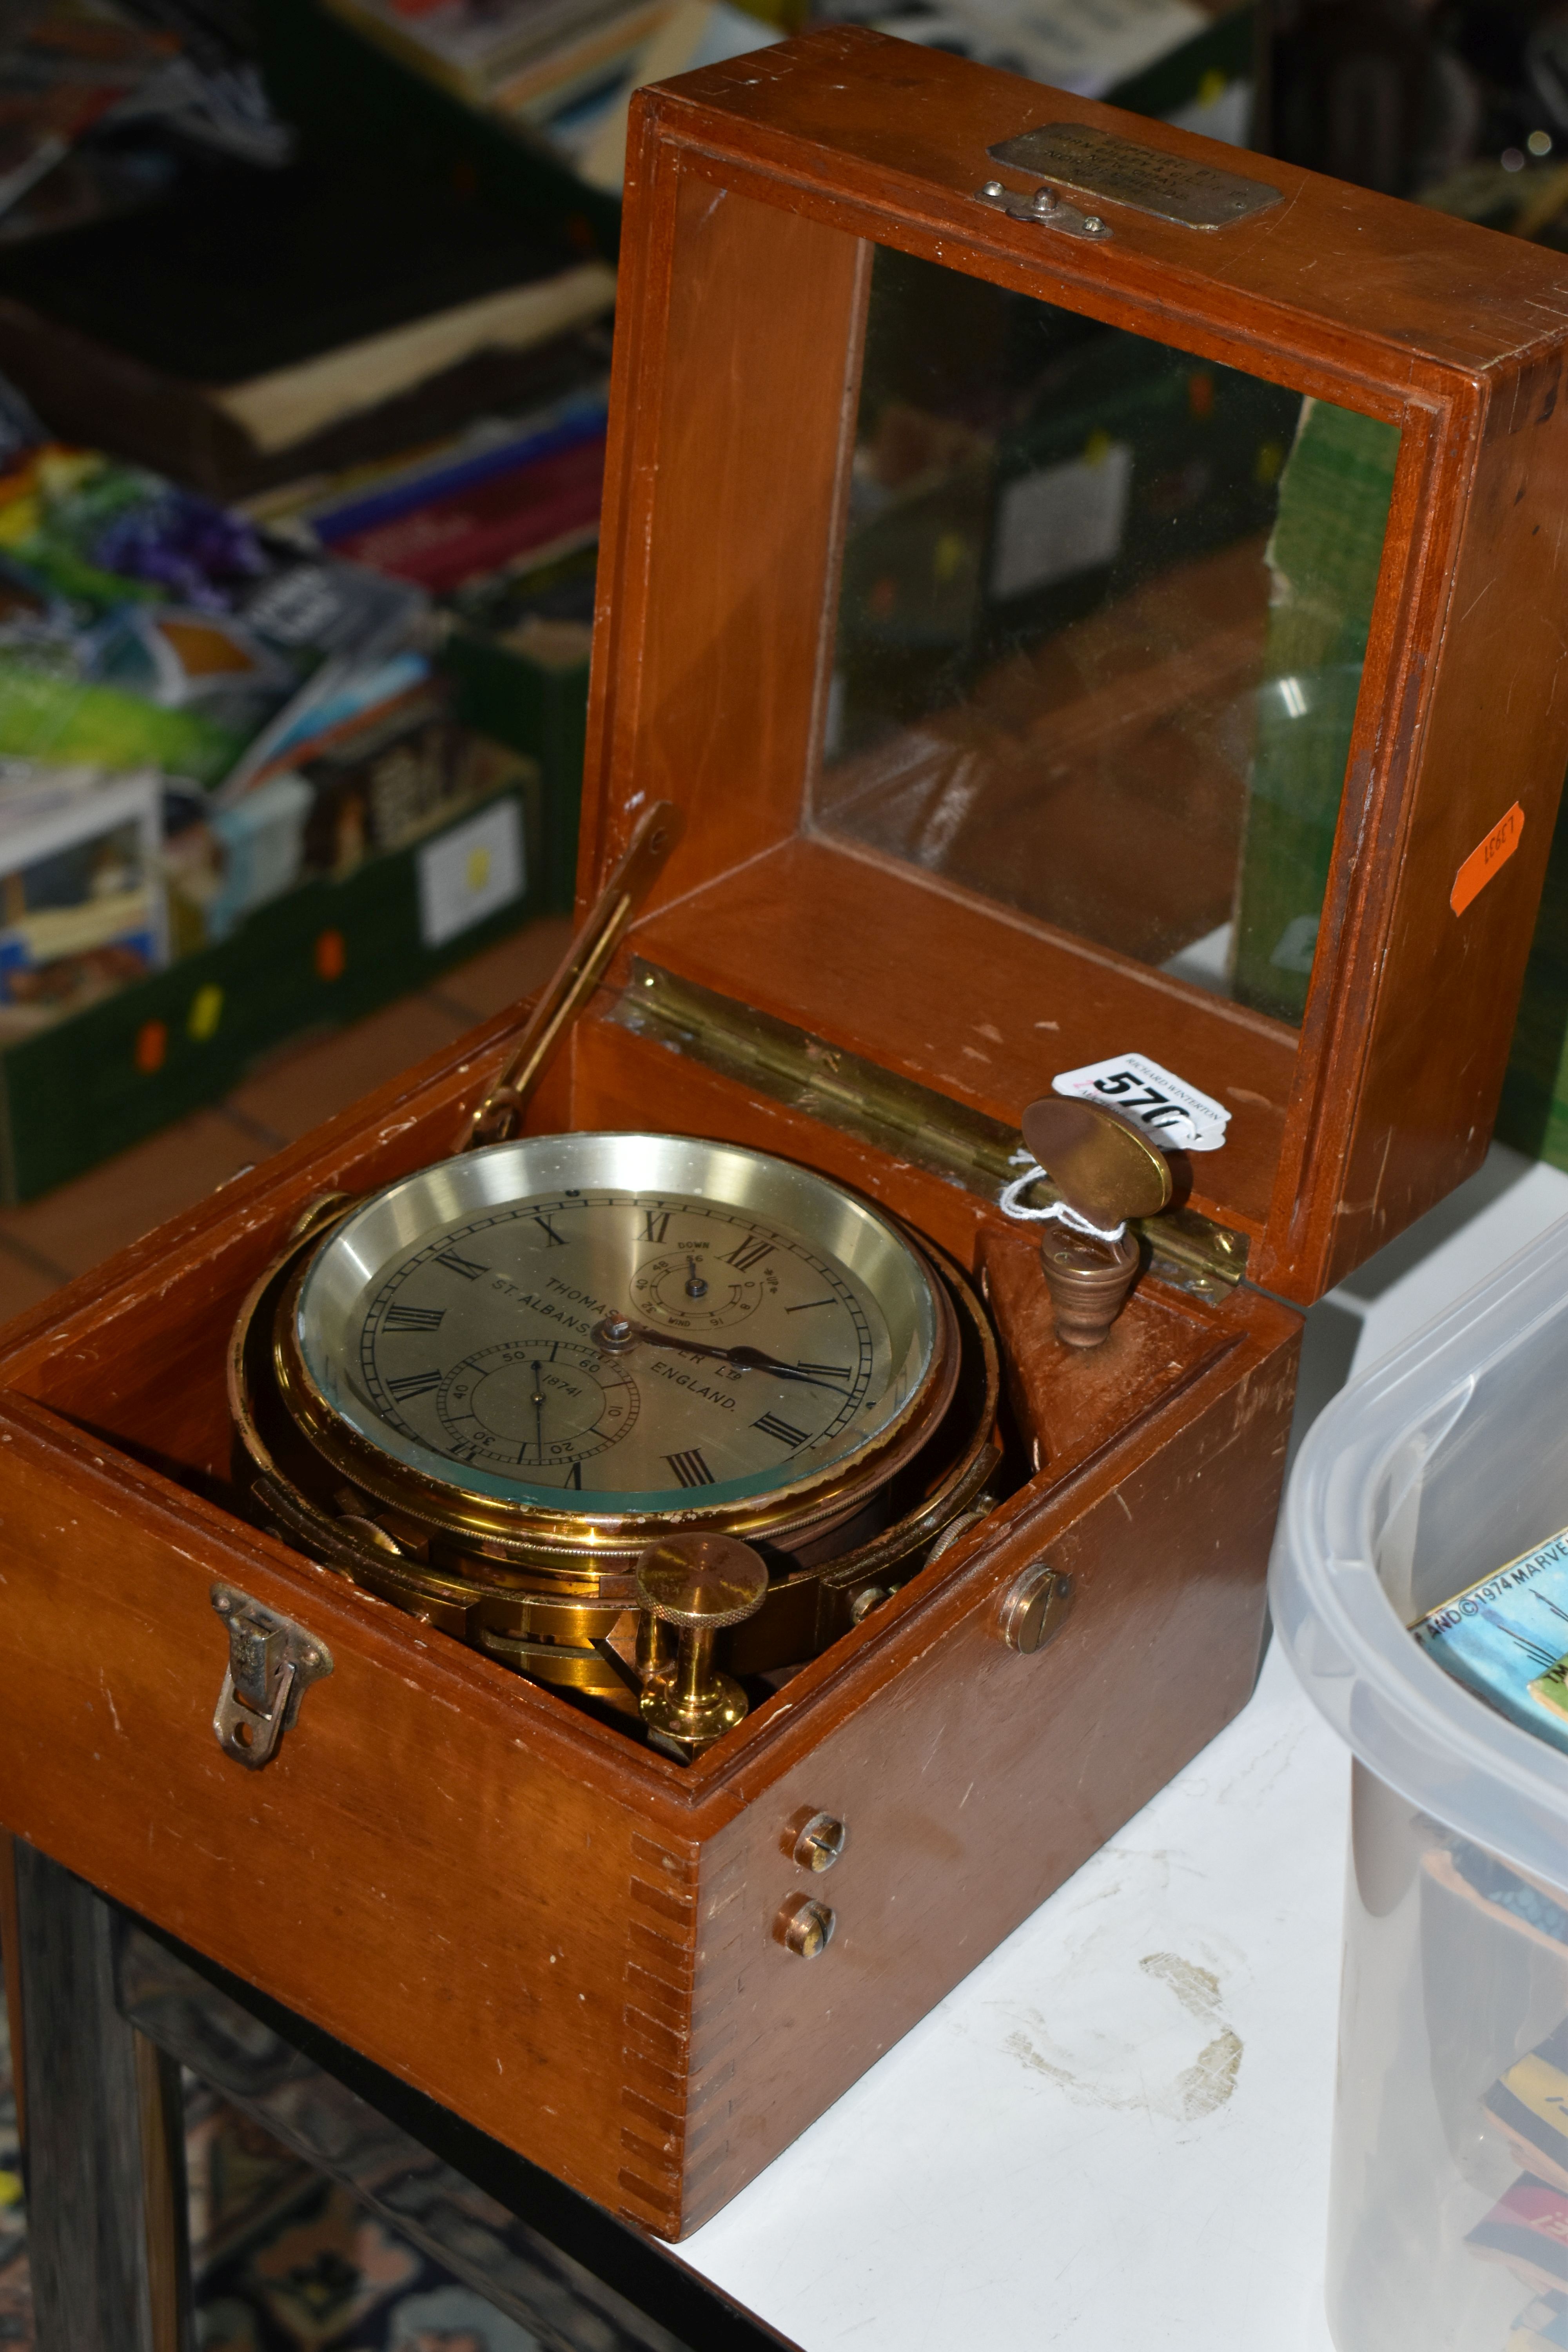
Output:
[{"left": 613, "top": 962, "right": 1249, "bottom": 1299}]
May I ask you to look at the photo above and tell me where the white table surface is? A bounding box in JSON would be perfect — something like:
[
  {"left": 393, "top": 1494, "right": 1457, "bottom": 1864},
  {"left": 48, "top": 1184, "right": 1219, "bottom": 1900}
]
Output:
[{"left": 677, "top": 1145, "right": 1568, "bottom": 2351}]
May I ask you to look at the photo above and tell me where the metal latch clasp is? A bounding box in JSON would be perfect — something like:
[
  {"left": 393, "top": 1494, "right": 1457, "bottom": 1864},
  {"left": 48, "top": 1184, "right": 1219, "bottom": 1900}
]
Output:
[
  {"left": 211, "top": 1585, "right": 332, "bottom": 1769},
  {"left": 975, "top": 178, "right": 1112, "bottom": 240}
]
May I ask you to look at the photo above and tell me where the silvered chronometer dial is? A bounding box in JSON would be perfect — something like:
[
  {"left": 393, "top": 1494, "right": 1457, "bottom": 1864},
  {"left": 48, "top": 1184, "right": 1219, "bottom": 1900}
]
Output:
[{"left": 271, "top": 1133, "right": 956, "bottom": 1543}]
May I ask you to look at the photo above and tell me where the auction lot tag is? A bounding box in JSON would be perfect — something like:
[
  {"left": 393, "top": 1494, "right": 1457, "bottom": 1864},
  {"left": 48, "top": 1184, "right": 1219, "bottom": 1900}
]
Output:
[
  {"left": 1451, "top": 801, "right": 1524, "bottom": 917},
  {"left": 1053, "top": 1052, "right": 1230, "bottom": 1153}
]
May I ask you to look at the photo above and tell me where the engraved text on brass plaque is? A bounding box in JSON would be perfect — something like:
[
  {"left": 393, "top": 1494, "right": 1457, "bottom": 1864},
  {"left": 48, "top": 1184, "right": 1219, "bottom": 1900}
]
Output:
[{"left": 986, "top": 122, "right": 1282, "bottom": 229}]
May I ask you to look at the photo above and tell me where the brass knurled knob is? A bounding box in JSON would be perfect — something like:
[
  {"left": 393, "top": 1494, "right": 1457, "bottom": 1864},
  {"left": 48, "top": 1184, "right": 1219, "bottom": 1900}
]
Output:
[{"left": 635, "top": 1534, "right": 769, "bottom": 1762}]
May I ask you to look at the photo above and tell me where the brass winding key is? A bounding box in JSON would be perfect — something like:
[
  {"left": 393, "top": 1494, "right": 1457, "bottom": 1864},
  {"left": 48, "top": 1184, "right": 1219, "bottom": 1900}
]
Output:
[
  {"left": 1021, "top": 1096, "right": 1174, "bottom": 1348},
  {"left": 635, "top": 1534, "right": 769, "bottom": 1762}
]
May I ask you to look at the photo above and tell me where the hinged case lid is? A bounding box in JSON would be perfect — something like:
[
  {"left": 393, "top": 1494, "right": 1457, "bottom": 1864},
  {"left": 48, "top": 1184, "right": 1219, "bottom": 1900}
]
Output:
[{"left": 577, "top": 25, "right": 1568, "bottom": 1307}]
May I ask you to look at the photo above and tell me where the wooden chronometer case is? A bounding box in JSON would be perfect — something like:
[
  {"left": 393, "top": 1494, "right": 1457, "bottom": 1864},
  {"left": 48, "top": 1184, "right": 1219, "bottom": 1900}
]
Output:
[{"left": 2, "top": 29, "right": 1567, "bottom": 2243}]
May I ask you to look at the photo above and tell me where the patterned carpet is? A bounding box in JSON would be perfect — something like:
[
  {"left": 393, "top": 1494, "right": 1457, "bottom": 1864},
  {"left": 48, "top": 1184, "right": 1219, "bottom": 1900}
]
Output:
[
  {"left": 0, "top": 1975, "right": 535, "bottom": 2351},
  {"left": 0, "top": 1985, "right": 22, "bottom": 2352}
]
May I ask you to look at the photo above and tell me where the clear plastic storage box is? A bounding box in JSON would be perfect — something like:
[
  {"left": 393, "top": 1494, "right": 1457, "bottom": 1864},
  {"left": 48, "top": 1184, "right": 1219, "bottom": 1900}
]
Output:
[{"left": 1273, "top": 1215, "right": 1568, "bottom": 2352}]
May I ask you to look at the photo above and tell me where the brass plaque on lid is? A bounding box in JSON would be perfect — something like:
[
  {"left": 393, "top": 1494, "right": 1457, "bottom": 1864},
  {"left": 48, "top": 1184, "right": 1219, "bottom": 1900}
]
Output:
[{"left": 986, "top": 122, "right": 1282, "bottom": 229}]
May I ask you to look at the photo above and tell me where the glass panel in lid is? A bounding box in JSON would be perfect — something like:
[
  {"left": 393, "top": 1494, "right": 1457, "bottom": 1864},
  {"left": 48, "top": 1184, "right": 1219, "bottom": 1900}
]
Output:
[{"left": 814, "top": 247, "right": 1401, "bottom": 1027}]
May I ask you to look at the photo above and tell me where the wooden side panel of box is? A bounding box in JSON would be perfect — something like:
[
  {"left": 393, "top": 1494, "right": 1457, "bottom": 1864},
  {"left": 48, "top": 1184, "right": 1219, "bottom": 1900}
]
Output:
[
  {"left": 672, "top": 1290, "right": 1301, "bottom": 2233},
  {"left": 1310, "top": 349, "right": 1568, "bottom": 1290},
  {"left": 0, "top": 1394, "right": 703, "bottom": 2222}
]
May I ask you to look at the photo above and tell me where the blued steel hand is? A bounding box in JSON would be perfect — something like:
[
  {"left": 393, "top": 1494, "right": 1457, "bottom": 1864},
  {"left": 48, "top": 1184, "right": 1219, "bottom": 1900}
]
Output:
[
  {"left": 530, "top": 1358, "right": 545, "bottom": 1461},
  {"left": 597, "top": 1318, "right": 847, "bottom": 1394}
]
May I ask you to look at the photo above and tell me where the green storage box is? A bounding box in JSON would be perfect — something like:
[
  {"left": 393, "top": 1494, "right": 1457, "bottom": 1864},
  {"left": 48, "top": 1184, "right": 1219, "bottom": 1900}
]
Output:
[
  {"left": 0, "top": 766, "right": 544, "bottom": 1203},
  {"left": 1498, "top": 784, "right": 1568, "bottom": 1174},
  {"left": 445, "top": 621, "right": 589, "bottom": 916}
]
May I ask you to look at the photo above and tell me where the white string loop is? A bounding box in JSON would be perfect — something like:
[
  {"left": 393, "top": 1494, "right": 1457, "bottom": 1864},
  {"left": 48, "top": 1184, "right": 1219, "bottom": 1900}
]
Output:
[{"left": 998, "top": 1163, "right": 1127, "bottom": 1245}]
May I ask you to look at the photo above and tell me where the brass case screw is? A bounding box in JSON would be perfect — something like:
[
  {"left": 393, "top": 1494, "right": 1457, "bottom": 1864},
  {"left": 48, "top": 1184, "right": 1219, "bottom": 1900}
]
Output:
[
  {"left": 997, "top": 1564, "right": 1074, "bottom": 1654},
  {"left": 776, "top": 1894, "right": 836, "bottom": 1958},
  {"left": 791, "top": 1812, "right": 847, "bottom": 1873}
]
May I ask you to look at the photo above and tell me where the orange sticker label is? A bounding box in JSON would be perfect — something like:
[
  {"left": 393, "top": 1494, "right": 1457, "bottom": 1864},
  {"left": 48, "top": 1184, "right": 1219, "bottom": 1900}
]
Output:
[{"left": 1452, "top": 803, "right": 1525, "bottom": 916}]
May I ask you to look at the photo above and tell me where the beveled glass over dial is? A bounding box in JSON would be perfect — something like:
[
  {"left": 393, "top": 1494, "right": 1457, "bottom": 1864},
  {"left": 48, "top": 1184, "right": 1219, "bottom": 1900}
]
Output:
[{"left": 292, "top": 1133, "right": 943, "bottom": 1517}]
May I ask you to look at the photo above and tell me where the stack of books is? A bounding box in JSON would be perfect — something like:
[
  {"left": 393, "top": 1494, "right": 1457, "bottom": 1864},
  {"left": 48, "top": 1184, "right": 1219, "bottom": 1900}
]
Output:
[
  {"left": 847, "top": 0, "right": 1214, "bottom": 105},
  {"left": 1421, "top": 1833, "right": 1568, "bottom": 2341},
  {"left": 321, "top": 0, "right": 676, "bottom": 122},
  {"left": 251, "top": 379, "right": 609, "bottom": 593},
  {"left": 0, "top": 149, "right": 615, "bottom": 499},
  {"left": 317, "top": 0, "right": 784, "bottom": 189},
  {"left": 1411, "top": 1528, "right": 1568, "bottom": 1759},
  {"left": 0, "top": 423, "right": 548, "bottom": 1029},
  {"left": 0, "top": 439, "right": 428, "bottom": 789}
]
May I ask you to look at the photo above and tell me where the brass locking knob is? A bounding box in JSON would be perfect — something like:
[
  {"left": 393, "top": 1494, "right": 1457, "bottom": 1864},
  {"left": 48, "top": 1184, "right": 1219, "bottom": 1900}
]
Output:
[
  {"left": 776, "top": 1893, "right": 836, "bottom": 1958},
  {"left": 791, "top": 1811, "right": 848, "bottom": 1873},
  {"left": 1020, "top": 1096, "right": 1174, "bottom": 1348},
  {"left": 997, "top": 1562, "right": 1074, "bottom": 1653},
  {"left": 635, "top": 1534, "right": 769, "bottom": 1762}
]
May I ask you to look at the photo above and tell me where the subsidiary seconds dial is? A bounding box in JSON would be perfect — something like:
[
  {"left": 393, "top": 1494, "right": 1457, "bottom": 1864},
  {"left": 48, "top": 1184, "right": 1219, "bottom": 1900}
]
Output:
[{"left": 437, "top": 1337, "right": 639, "bottom": 1477}]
